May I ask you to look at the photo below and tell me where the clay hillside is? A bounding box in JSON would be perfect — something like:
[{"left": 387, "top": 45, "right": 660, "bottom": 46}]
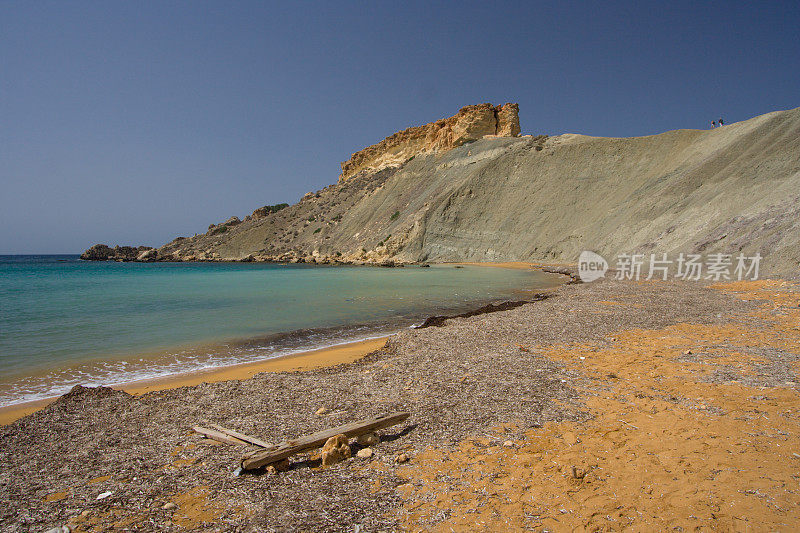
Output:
[{"left": 88, "top": 104, "right": 800, "bottom": 274}]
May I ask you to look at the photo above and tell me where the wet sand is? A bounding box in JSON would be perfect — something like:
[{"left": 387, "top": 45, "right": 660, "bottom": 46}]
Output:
[{"left": 0, "top": 337, "right": 387, "bottom": 426}]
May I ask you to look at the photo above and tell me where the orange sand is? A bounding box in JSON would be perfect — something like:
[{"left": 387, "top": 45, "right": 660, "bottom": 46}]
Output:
[
  {"left": 0, "top": 337, "right": 387, "bottom": 426},
  {"left": 385, "top": 279, "right": 800, "bottom": 531}
]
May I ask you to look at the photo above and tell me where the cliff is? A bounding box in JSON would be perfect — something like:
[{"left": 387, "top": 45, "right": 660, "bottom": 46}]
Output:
[
  {"left": 85, "top": 104, "right": 800, "bottom": 275},
  {"left": 338, "top": 103, "right": 520, "bottom": 182}
]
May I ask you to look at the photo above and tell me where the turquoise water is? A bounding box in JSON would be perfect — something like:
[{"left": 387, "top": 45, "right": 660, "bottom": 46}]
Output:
[{"left": 0, "top": 256, "right": 561, "bottom": 406}]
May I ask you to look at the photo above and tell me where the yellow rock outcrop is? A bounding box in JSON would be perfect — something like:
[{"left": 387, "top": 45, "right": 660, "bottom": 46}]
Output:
[{"left": 338, "top": 103, "right": 520, "bottom": 182}]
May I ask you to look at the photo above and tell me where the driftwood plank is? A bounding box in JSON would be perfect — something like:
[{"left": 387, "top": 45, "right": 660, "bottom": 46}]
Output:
[
  {"left": 193, "top": 426, "right": 249, "bottom": 446},
  {"left": 209, "top": 424, "right": 273, "bottom": 448},
  {"left": 241, "top": 411, "right": 410, "bottom": 470}
]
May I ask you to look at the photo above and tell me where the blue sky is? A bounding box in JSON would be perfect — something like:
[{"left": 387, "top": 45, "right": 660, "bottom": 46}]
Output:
[{"left": 1, "top": 1, "right": 798, "bottom": 253}]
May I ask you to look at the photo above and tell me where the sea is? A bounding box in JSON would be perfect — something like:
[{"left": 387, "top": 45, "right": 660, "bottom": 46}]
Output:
[{"left": 0, "top": 255, "right": 561, "bottom": 407}]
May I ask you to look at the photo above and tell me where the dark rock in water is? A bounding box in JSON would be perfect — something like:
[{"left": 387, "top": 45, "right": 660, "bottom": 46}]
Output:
[
  {"left": 80, "top": 244, "right": 154, "bottom": 261},
  {"left": 80, "top": 244, "right": 114, "bottom": 260}
]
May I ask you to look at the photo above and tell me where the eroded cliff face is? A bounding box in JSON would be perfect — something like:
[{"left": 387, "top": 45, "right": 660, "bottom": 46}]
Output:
[
  {"left": 338, "top": 103, "right": 520, "bottom": 182},
  {"left": 86, "top": 105, "right": 800, "bottom": 275}
]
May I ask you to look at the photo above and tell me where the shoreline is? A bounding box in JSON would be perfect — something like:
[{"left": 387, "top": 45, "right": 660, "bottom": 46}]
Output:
[
  {"left": 0, "top": 336, "right": 388, "bottom": 426},
  {"left": 0, "top": 261, "right": 567, "bottom": 427}
]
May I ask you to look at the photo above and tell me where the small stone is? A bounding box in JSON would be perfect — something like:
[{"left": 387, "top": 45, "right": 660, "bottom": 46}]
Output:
[
  {"left": 315, "top": 407, "right": 328, "bottom": 415},
  {"left": 563, "top": 432, "right": 577, "bottom": 445},
  {"left": 162, "top": 502, "right": 177, "bottom": 510},
  {"left": 44, "top": 527, "right": 71, "bottom": 533},
  {"left": 684, "top": 350, "right": 692, "bottom": 355},
  {"left": 96, "top": 491, "right": 112, "bottom": 500},
  {"left": 356, "top": 432, "right": 379, "bottom": 446},
  {"left": 265, "top": 459, "right": 291, "bottom": 474},
  {"left": 396, "top": 453, "right": 409, "bottom": 464},
  {"left": 357, "top": 448, "right": 373, "bottom": 459},
  {"left": 571, "top": 466, "right": 587, "bottom": 479},
  {"left": 321, "top": 434, "right": 351, "bottom": 466},
  {"left": 503, "top": 440, "right": 514, "bottom": 448}
]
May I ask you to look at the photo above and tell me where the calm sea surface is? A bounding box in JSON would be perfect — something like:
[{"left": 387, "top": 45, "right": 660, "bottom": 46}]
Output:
[{"left": 0, "top": 255, "right": 561, "bottom": 406}]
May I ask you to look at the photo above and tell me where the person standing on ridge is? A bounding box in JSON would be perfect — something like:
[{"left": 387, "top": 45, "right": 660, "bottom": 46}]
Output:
[
  {"left": 719, "top": 117, "right": 724, "bottom": 126},
  {"left": 711, "top": 120, "right": 716, "bottom": 128}
]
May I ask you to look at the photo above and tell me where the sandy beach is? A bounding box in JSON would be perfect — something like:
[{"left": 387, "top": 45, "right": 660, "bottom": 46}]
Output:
[{"left": 1, "top": 275, "right": 799, "bottom": 531}]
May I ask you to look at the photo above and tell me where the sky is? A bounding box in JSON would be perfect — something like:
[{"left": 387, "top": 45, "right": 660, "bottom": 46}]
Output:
[{"left": 1, "top": 1, "right": 798, "bottom": 253}]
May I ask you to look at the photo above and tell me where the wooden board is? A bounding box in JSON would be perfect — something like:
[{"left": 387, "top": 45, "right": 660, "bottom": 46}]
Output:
[
  {"left": 209, "top": 423, "right": 273, "bottom": 448},
  {"left": 193, "top": 426, "right": 249, "bottom": 446},
  {"left": 241, "top": 411, "right": 410, "bottom": 470}
]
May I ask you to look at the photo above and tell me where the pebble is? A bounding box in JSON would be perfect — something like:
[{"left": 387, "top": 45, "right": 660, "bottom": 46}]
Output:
[
  {"left": 356, "top": 432, "right": 379, "bottom": 446},
  {"left": 315, "top": 407, "right": 328, "bottom": 415},
  {"left": 96, "top": 491, "right": 112, "bottom": 500},
  {"left": 503, "top": 440, "right": 514, "bottom": 447},
  {"left": 684, "top": 350, "right": 693, "bottom": 355},
  {"left": 357, "top": 448, "right": 373, "bottom": 459},
  {"left": 395, "top": 453, "right": 409, "bottom": 464},
  {"left": 162, "top": 502, "right": 177, "bottom": 510}
]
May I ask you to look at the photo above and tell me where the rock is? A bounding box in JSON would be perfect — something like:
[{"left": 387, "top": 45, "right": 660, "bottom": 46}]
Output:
[
  {"left": 80, "top": 244, "right": 154, "bottom": 262},
  {"left": 315, "top": 407, "right": 328, "bottom": 415},
  {"left": 356, "top": 432, "right": 379, "bottom": 446},
  {"left": 44, "top": 527, "right": 71, "bottom": 533},
  {"left": 395, "top": 453, "right": 409, "bottom": 464},
  {"left": 339, "top": 103, "right": 521, "bottom": 182},
  {"left": 265, "top": 459, "right": 291, "bottom": 474},
  {"left": 356, "top": 448, "right": 373, "bottom": 459},
  {"left": 80, "top": 244, "right": 113, "bottom": 260},
  {"left": 320, "top": 434, "right": 351, "bottom": 466},
  {"left": 503, "top": 440, "right": 515, "bottom": 448},
  {"left": 96, "top": 491, "right": 112, "bottom": 500},
  {"left": 161, "top": 502, "right": 177, "bottom": 510},
  {"left": 137, "top": 248, "right": 158, "bottom": 261},
  {"left": 495, "top": 102, "right": 521, "bottom": 137},
  {"left": 571, "top": 466, "right": 587, "bottom": 479},
  {"left": 225, "top": 216, "right": 241, "bottom": 226},
  {"left": 563, "top": 432, "right": 577, "bottom": 446}
]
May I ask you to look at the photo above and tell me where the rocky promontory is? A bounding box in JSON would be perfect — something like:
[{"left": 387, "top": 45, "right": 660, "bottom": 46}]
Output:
[{"left": 80, "top": 244, "right": 155, "bottom": 262}]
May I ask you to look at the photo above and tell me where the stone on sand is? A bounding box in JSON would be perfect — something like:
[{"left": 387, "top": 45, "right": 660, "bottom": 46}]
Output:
[{"left": 321, "top": 434, "right": 351, "bottom": 466}]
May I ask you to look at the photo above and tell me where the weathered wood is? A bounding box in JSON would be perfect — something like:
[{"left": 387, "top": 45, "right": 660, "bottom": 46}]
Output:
[
  {"left": 241, "top": 411, "right": 410, "bottom": 470},
  {"left": 209, "top": 423, "right": 273, "bottom": 448},
  {"left": 193, "top": 426, "right": 249, "bottom": 446}
]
